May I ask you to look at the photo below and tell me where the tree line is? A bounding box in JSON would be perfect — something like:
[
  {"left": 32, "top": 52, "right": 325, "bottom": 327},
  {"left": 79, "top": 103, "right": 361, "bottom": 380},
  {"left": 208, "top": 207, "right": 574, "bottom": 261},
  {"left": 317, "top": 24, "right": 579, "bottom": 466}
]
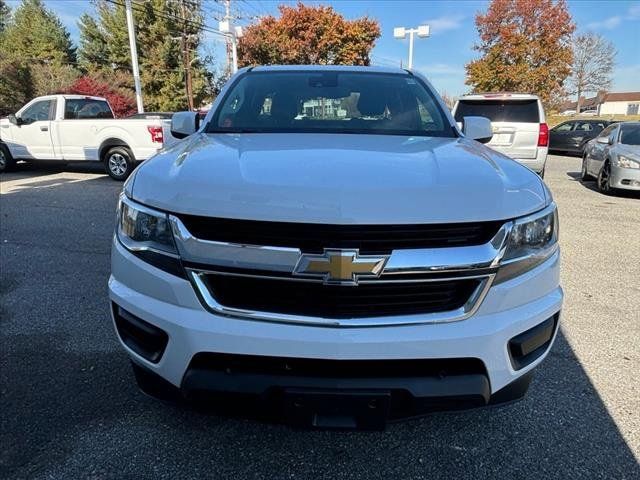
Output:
[
  {"left": 465, "top": 0, "right": 616, "bottom": 111},
  {"left": 0, "top": 0, "right": 214, "bottom": 116},
  {"left": 0, "top": 0, "right": 616, "bottom": 117}
]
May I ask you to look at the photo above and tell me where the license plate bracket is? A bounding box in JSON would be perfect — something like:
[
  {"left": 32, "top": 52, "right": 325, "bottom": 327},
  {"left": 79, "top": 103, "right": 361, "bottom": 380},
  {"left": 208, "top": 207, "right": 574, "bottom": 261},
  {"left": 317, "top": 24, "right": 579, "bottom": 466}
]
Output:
[{"left": 282, "top": 388, "right": 391, "bottom": 430}]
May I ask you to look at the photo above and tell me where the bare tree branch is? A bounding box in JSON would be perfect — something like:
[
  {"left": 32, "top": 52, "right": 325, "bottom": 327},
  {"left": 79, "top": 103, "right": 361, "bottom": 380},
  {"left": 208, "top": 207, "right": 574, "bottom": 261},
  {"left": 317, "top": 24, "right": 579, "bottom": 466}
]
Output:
[{"left": 569, "top": 32, "right": 616, "bottom": 112}]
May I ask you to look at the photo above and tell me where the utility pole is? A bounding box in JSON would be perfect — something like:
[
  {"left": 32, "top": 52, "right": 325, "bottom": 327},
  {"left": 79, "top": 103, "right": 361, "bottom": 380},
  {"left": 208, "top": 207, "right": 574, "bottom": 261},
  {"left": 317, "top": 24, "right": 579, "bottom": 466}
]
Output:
[
  {"left": 219, "top": 0, "right": 242, "bottom": 74},
  {"left": 125, "top": 0, "right": 144, "bottom": 113},
  {"left": 180, "top": 0, "right": 194, "bottom": 110},
  {"left": 224, "top": 0, "right": 233, "bottom": 76}
]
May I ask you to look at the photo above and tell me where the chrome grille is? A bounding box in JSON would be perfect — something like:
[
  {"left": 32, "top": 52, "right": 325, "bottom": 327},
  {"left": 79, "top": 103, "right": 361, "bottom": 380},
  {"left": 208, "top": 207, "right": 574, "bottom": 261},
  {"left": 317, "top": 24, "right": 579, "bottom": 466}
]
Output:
[{"left": 169, "top": 215, "right": 510, "bottom": 327}]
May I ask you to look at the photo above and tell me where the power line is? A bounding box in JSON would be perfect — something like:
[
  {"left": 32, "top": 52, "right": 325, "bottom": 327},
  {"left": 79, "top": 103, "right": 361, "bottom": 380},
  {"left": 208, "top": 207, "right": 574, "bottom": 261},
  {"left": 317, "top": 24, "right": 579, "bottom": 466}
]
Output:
[{"left": 104, "top": 0, "right": 227, "bottom": 38}]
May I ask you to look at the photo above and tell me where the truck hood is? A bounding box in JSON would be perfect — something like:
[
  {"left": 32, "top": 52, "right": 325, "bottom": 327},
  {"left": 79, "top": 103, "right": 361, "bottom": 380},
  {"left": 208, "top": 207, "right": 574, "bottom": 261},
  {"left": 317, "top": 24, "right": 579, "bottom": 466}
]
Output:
[{"left": 131, "top": 133, "right": 547, "bottom": 224}]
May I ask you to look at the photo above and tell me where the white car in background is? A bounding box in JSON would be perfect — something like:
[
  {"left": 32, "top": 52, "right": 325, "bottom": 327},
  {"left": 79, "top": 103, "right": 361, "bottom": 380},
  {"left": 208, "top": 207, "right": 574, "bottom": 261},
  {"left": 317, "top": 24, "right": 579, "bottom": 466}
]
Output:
[
  {"left": 0, "top": 95, "right": 171, "bottom": 179},
  {"left": 453, "top": 93, "right": 549, "bottom": 176}
]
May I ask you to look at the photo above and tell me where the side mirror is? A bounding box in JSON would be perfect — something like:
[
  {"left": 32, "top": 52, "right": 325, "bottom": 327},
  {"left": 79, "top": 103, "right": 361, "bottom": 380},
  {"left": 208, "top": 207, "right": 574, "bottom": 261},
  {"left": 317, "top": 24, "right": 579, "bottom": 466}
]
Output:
[
  {"left": 608, "top": 136, "right": 615, "bottom": 146},
  {"left": 8, "top": 114, "right": 21, "bottom": 126},
  {"left": 462, "top": 116, "right": 493, "bottom": 144},
  {"left": 171, "top": 111, "right": 199, "bottom": 139},
  {"left": 596, "top": 136, "right": 609, "bottom": 144}
]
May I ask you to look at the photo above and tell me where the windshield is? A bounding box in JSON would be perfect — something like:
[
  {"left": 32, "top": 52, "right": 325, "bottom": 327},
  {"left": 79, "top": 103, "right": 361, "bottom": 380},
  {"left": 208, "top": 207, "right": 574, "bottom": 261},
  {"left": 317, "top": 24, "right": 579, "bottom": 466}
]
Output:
[
  {"left": 207, "top": 71, "right": 454, "bottom": 137},
  {"left": 619, "top": 124, "right": 640, "bottom": 145},
  {"left": 454, "top": 99, "right": 540, "bottom": 123}
]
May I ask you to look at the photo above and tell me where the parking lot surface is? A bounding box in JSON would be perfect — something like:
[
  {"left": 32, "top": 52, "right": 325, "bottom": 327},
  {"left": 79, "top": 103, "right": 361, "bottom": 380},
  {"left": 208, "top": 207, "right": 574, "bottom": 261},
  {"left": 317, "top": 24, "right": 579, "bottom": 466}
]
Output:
[{"left": 1, "top": 156, "right": 639, "bottom": 479}]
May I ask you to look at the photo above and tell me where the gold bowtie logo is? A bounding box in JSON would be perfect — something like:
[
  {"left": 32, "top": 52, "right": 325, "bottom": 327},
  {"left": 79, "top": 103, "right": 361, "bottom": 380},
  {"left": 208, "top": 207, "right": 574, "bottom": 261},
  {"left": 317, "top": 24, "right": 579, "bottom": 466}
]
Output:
[{"left": 293, "top": 249, "right": 388, "bottom": 285}]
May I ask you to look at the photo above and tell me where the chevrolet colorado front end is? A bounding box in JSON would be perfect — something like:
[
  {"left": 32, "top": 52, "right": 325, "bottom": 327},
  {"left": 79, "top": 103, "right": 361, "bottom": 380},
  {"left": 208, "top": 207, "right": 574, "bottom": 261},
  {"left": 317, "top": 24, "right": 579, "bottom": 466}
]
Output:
[{"left": 109, "top": 66, "right": 562, "bottom": 429}]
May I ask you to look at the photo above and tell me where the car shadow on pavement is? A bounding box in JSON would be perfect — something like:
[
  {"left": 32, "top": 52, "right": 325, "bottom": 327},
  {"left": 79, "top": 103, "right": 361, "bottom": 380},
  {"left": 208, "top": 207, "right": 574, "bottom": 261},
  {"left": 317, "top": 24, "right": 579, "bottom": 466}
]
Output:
[
  {"left": 566, "top": 171, "right": 640, "bottom": 198},
  {"left": 1, "top": 172, "right": 639, "bottom": 479},
  {"left": 6, "top": 160, "right": 108, "bottom": 177}
]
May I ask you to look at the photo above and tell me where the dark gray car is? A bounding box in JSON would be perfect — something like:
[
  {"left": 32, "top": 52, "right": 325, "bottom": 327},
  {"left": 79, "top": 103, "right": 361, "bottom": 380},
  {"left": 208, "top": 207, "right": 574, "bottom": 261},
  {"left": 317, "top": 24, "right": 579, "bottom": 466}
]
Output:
[{"left": 550, "top": 119, "right": 611, "bottom": 155}]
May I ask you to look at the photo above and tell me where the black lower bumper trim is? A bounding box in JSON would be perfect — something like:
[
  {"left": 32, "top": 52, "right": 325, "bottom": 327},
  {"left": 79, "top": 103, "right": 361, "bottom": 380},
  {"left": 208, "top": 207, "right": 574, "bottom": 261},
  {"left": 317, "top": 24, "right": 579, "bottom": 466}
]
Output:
[
  {"left": 175, "top": 353, "right": 529, "bottom": 429},
  {"left": 181, "top": 370, "right": 493, "bottom": 429},
  {"left": 132, "top": 355, "right": 534, "bottom": 430}
]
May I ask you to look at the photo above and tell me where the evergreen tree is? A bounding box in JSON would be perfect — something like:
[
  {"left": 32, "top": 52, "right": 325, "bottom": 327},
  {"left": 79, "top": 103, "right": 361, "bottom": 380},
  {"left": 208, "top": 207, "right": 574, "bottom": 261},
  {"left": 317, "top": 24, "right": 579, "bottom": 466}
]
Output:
[
  {"left": 0, "top": 0, "right": 78, "bottom": 112},
  {"left": 78, "top": 0, "right": 213, "bottom": 111},
  {"left": 77, "top": 13, "right": 110, "bottom": 71},
  {"left": 0, "top": 0, "right": 10, "bottom": 33}
]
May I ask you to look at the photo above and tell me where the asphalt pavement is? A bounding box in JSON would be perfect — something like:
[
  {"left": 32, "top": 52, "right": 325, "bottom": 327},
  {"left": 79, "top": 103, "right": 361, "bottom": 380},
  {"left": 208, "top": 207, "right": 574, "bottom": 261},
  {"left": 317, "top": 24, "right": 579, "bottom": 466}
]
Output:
[{"left": 1, "top": 157, "right": 639, "bottom": 479}]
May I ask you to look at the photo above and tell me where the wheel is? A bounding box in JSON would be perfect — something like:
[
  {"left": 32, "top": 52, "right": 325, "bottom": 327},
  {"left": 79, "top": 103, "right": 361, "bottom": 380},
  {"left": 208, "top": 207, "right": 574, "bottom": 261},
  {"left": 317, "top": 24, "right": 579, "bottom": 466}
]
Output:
[
  {"left": 130, "top": 361, "right": 181, "bottom": 403},
  {"left": 0, "top": 144, "right": 16, "bottom": 173},
  {"left": 580, "top": 155, "right": 591, "bottom": 181},
  {"left": 597, "top": 160, "right": 613, "bottom": 194},
  {"left": 104, "top": 146, "right": 135, "bottom": 181}
]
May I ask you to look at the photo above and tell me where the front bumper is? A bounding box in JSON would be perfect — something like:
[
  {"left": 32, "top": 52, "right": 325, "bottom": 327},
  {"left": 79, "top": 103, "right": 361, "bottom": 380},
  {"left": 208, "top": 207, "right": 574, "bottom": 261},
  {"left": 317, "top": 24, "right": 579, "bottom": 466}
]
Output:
[
  {"left": 610, "top": 165, "right": 640, "bottom": 190},
  {"left": 109, "top": 238, "right": 562, "bottom": 415}
]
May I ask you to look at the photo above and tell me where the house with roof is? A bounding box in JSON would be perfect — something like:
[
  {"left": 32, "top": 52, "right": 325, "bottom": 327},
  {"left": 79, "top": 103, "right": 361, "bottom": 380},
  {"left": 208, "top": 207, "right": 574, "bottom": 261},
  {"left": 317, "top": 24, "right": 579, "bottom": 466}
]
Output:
[
  {"left": 598, "top": 92, "right": 640, "bottom": 115},
  {"left": 562, "top": 91, "right": 640, "bottom": 115}
]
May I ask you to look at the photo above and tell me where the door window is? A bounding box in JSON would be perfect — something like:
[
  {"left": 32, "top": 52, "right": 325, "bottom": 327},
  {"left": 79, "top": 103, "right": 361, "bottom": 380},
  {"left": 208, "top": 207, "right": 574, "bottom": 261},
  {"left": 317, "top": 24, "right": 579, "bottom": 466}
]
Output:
[
  {"left": 575, "top": 122, "right": 593, "bottom": 132},
  {"left": 597, "top": 125, "right": 616, "bottom": 139},
  {"left": 627, "top": 103, "right": 639, "bottom": 115},
  {"left": 20, "top": 100, "right": 55, "bottom": 124},
  {"left": 554, "top": 122, "right": 574, "bottom": 132}
]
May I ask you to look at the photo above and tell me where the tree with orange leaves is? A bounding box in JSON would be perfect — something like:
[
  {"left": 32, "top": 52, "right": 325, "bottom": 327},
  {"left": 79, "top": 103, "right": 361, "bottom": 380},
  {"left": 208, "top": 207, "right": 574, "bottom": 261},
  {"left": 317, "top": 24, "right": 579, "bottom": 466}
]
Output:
[
  {"left": 237, "top": 2, "right": 380, "bottom": 67},
  {"left": 465, "top": 0, "right": 575, "bottom": 107}
]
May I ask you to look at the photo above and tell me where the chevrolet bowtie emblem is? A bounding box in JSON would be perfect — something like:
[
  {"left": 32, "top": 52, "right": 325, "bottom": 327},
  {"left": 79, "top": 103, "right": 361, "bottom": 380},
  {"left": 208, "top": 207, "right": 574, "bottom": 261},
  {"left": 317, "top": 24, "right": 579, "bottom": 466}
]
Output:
[{"left": 293, "top": 249, "right": 389, "bottom": 285}]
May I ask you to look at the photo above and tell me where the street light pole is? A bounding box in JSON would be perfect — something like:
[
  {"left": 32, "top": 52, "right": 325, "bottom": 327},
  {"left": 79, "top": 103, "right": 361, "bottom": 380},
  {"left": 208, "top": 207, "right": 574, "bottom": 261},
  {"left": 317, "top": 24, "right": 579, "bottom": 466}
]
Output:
[
  {"left": 393, "top": 25, "right": 430, "bottom": 70},
  {"left": 408, "top": 29, "right": 414, "bottom": 70},
  {"left": 219, "top": 4, "right": 243, "bottom": 74},
  {"left": 125, "top": 0, "right": 144, "bottom": 113}
]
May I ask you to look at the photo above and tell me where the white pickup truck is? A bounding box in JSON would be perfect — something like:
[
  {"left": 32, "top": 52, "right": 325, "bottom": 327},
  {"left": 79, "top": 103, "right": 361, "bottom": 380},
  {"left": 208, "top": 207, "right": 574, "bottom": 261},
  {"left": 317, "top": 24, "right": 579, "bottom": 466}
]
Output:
[
  {"left": 0, "top": 95, "right": 171, "bottom": 179},
  {"left": 109, "top": 65, "right": 563, "bottom": 429}
]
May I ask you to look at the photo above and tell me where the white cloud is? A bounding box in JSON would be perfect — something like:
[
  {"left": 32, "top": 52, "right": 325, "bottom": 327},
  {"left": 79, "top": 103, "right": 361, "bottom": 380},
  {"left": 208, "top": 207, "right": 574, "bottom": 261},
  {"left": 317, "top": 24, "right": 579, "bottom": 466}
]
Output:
[
  {"left": 585, "top": 16, "right": 622, "bottom": 30},
  {"left": 421, "top": 15, "right": 465, "bottom": 35}
]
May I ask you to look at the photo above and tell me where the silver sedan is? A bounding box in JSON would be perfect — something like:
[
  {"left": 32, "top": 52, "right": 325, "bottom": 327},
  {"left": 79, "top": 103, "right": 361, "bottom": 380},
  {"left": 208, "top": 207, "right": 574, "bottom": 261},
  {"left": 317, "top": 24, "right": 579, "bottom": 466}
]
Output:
[{"left": 582, "top": 122, "right": 640, "bottom": 194}]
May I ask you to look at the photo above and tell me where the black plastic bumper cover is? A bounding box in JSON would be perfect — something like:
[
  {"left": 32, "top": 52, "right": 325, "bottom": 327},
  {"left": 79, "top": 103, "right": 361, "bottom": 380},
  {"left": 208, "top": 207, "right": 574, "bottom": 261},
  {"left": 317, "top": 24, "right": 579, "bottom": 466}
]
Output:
[{"left": 176, "top": 354, "right": 531, "bottom": 428}]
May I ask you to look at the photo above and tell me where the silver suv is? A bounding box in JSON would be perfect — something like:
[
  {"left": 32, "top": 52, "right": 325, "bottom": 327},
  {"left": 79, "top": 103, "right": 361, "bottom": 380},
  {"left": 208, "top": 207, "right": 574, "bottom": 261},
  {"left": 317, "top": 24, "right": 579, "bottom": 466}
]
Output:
[{"left": 453, "top": 93, "right": 549, "bottom": 176}]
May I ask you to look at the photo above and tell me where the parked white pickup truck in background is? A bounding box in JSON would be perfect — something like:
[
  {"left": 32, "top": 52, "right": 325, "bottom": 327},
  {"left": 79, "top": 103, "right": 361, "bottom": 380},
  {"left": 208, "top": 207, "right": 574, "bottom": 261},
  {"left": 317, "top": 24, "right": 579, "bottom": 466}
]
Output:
[{"left": 0, "top": 95, "right": 172, "bottom": 179}]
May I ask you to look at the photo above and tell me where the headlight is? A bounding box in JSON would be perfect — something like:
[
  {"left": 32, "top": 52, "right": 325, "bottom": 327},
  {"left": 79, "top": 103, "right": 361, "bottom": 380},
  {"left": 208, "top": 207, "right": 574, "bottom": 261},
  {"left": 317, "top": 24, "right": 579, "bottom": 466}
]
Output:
[
  {"left": 116, "top": 195, "right": 185, "bottom": 277},
  {"left": 117, "top": 194, "right": 177, "bottom": 254},
  {"left": 495, "top": 203, "right": 559, "bottom": 283},
  {"left": 615, "top": 155, "right": 640, "bottom": 169}
]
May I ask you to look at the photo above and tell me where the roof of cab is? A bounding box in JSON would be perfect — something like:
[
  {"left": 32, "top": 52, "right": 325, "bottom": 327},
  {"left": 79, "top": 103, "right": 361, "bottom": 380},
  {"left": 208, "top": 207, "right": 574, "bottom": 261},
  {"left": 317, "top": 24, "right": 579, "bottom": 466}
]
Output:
[{"left": 247, "top": 65, "right": 409, "bottom": 75}]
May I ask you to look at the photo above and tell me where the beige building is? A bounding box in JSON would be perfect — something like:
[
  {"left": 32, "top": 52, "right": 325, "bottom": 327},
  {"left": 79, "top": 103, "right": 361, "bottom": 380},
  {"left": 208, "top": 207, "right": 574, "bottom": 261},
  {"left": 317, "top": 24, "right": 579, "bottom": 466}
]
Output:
[
  {"left": 562, "top": 91, "right": 640, "bottom": 115},
  {"left": 597, "top": 92, "right": 640, "bottom": 115}
]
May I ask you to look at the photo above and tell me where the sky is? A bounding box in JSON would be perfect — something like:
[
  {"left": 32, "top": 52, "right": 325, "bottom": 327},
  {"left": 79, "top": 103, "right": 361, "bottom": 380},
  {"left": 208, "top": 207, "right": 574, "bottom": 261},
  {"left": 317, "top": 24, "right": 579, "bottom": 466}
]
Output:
[{"left": 10, "top": 0, "right": 640, "bottom": 97}]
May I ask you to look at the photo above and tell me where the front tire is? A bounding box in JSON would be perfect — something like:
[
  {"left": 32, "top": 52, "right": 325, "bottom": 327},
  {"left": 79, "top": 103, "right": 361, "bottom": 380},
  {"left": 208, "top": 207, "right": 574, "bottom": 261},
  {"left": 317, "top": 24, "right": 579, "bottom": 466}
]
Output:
[
  {"left": 0, "top": 144, "right": 16, "bottom": 173},
  {"left": 597, "top": 160, "right": 613, "bottom": 194},
  {"left": 104, "top": 146, "right": 135, "bottom": 181}
]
